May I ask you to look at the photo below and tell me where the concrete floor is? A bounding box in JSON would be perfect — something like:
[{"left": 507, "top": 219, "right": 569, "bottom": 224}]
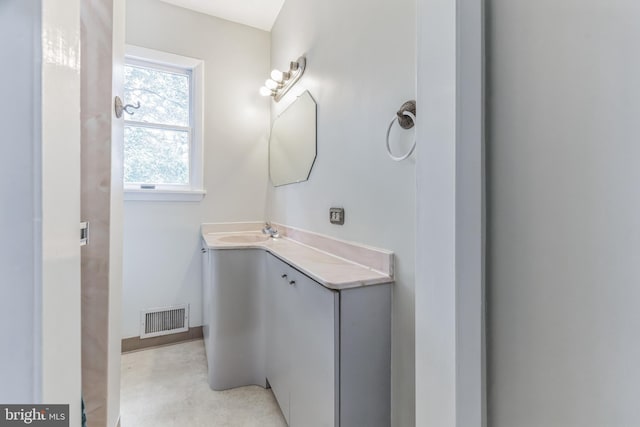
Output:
[{"left": 120, "top": 339, "right": 287, "bottom": 427}]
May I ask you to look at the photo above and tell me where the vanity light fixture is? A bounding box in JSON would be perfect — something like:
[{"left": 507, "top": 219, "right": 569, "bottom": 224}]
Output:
[
  {"left": 259, "top": 56, "right": 306, "bottom": 102},
  {"left": 265, "top": 78, "right": 280, "bottom": 90},
  {"left": 259, "top": 86, "right": 274, "bottom": 97}
]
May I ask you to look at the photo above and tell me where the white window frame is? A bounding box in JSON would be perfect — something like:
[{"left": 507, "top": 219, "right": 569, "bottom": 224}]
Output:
[{"left": 123, "top": 45, "right": 205, "bottom": 202}]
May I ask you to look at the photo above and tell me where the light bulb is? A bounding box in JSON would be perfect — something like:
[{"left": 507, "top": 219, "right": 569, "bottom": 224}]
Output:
[
  {"left": 259, "top": 86, "right": 273, "bottom": 97},
  {"left": 265, "top": 79, "right": 279, "bottom": 90},
  {"left": 271, "top": 69, "right": 284, "bottom": 82}
]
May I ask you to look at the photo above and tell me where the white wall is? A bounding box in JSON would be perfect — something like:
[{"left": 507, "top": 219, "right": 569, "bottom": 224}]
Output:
[
  {"left": 269, "top": 1, "right": 416, "bottom": 425},
  {"left": 415, "top": 0, "right": 485, "bottom": 425},
  {"left": 487, "top": 2, "right": 640, "bottom": 426},
  {"left": 415, "top": 0, "right": 456, "bottom": 423},
  {"left": 0, "top": 0, "right": 41, "bottom": 403},
  {"left": 122, "top": 0, "right": 270, "bottom": 338}
]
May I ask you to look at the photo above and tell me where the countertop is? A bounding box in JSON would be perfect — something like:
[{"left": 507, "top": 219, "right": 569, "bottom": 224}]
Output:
[{"left": 201, "top": 229, "right": 394, "bottom": 290}]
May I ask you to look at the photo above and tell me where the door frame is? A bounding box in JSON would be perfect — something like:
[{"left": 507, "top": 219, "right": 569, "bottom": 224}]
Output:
[{"left": 415, "top": 0, "right": 485, "bottom": 425}]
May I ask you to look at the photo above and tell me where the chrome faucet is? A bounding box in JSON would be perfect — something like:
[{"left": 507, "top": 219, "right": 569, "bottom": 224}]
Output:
[{"left": 262, "top": 222, "right": 279, "bottom": 238}]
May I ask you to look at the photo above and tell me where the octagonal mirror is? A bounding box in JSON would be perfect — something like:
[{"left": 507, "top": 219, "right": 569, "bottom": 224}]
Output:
[{"left": 269, "top": 91, "right": 317, "bottom": 186}]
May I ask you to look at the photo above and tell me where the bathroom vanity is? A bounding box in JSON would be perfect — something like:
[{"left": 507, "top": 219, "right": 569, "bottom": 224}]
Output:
[{"left": 201, "top": 222, "right": 393, "bottom": 427}]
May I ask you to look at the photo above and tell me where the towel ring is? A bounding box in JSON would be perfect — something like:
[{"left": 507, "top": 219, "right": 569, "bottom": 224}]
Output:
[{"left": 386, "top": 108, "right": 416, "bottom": 161}]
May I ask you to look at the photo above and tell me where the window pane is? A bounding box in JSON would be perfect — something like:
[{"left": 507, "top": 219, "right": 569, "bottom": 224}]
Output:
[
  {"left": 124, "top": 126, "right": 189, "bottom": 185},
  {"left": 124, "top": 64, "right": 190, "bottom": 126}
]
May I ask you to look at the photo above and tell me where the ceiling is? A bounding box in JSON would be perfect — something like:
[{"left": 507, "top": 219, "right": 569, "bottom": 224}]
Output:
[{"left": 159, "top": 0, "right": 285, "bottom": 31}]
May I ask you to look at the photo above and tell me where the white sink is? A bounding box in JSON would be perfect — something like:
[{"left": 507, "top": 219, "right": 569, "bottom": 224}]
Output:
[{"left": 217, "top": 234, "right": 270, "bottom": 244}]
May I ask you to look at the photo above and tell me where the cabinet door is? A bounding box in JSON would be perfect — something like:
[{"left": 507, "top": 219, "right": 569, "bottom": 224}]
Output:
[
  {"left": 289, "top": 269, "right": 338, "bottom": 427},
  {"left": 265, "top": 255, "right": 292, "bottom": 424}
]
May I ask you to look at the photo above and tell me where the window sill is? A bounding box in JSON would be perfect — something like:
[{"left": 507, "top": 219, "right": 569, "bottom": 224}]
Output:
[{"left": 124, "top": 188, "right": 206, "bottom": 202}]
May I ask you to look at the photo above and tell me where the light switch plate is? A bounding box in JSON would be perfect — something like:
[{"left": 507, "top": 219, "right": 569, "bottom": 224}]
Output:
[{"left": 329, "top": 207, "right": 345, "bottom": 225}]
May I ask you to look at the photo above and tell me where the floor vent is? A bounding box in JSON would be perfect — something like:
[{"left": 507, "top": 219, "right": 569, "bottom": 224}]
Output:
[{"left": 140, "top": 304, "right": 189, "bottom": 339}]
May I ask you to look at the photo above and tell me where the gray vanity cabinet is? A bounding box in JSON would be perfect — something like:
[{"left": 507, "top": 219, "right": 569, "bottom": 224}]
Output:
[
  {"left": 202, "top": 246, "right": 391, "bottom": 426},
  {"left": 265, "top": 253, "right": 391, "bottom": 427},
  {"left": 266, "top": 253, "right": 338, "bottom": 427}
]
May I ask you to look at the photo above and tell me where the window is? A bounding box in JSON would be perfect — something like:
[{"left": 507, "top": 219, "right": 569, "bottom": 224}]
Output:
[{"left": 123, "top": 46, "right": 204, "bottom": 201}]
